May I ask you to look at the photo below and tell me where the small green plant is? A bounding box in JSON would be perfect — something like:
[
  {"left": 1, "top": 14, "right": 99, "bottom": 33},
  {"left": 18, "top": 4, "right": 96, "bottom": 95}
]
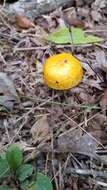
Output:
[{"left": 0, "top": 144, "right": 53, "bottom": 190}]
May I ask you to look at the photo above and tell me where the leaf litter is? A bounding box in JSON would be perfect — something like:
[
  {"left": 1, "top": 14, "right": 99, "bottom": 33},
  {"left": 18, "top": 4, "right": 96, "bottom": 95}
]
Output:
[
  {"left": 0, "top": 2, "right": 107, "bottom": 190},
  {"left": 31, "top": 115, "right": 50, "bottom": 143},
  {"left": 0, "top": 72, "right": 19, "bottom": 110}
]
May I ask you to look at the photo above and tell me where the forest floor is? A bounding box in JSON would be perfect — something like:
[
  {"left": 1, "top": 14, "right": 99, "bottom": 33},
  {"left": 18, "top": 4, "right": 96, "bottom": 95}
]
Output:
[{"left": 0, "top": 0, "right": 107, "bottom": 189}]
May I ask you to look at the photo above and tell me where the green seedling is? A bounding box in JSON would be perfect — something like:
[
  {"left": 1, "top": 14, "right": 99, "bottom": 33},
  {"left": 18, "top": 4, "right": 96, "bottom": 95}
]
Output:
[{"left": 0, "top": 144, "right": 53, "bottom": 190}]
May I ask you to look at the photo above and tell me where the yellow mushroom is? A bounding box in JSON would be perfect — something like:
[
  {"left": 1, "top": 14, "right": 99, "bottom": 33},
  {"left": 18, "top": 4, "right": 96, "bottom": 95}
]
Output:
[{"left": 43, "top": 52, "right": 83, "bottom": 90}]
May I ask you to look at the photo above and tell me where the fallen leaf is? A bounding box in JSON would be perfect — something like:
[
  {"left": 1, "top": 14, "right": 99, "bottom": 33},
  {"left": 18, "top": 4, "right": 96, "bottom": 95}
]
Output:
[
  {"left": 58, "top": 127, "right": 97, "bottom": 157},
  {"left": 15, "top": 15, "right": 34, "bottom": 29},
  {"left": 63, "top": 8, "right": 85, "bottom": 28},
  {"left": 31, "top": 115, "right": 50, "bottom": 143},
  {"left": 88, "top": 116, "right": 107, "bottom": 144},
  {"left": 64, "top": 15, "right": 85, "bottom": 28},
  {"left": 48, "top": 27, "right": 103, "bottom": 44},
  {"left": 0, "top": 72, "right": 18, "bottom": 110}
]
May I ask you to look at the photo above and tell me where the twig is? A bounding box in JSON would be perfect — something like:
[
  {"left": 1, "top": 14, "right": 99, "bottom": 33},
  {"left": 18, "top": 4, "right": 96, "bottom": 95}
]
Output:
[
  {"left": 66, "top": 167, "right": 107, "bottom": 178},
  {"left": 14, "top": 44, "right": 94, "bottom": 52},
  {"left": 14, "top": 46, "right": 50, "bottom": 52},
  {"left": 63, "top": 113, "right": 105, "bottom": 149},
  {"left": 96, "top": 44, "right": 107, "bottom": 49},
  {"left": 93, "top": 180, "right": 107, "bottom": 187},
  {"left": 85, "top": 29, "right": 107, "bottom": 33}
]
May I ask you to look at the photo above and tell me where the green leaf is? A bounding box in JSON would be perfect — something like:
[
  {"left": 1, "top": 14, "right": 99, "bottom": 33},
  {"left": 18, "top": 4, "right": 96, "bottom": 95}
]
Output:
[
  {"left": 0, "top": 186, "right": 12, "bottom": 190},
  {"left": 16, "top": 164, "right": 33, "bottom": 182},
  {"left": 20, "top": 180, "right": 29, "bottom": 190},
  {"left": 29, "top": 172, "right": 53, "bottom": 190},
  {"left": 0, "top": 156, "right": 10, "bottom": 179},
  {"left": 6, "top": 144, "right": 23, "bottom": 170},
  {"left": 48, "top": 27, "right": 71, "bottom": 44},
  {"left": 48, "top": 27, "right": 103, "bottom": 44}
]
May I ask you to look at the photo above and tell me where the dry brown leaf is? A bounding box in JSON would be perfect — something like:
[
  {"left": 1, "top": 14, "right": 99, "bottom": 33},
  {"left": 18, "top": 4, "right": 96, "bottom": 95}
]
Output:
[
  {"left": 100, "top": 89, "right": 107, "bottom": 114},
  {"left": 15, "top": 14, "right": 34, "bottom": 29},
  {"left": 58, "top": 127, "right": 97, "bottom": 157},
  {"left": 31, "top": 115, "right": 50, "bottom": 143},
  {"left": 63, "top": 8, "right": 85, "bottom": 28},
  {"left": 64, "top": 16, "right": 85, "bottom": 28}
]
